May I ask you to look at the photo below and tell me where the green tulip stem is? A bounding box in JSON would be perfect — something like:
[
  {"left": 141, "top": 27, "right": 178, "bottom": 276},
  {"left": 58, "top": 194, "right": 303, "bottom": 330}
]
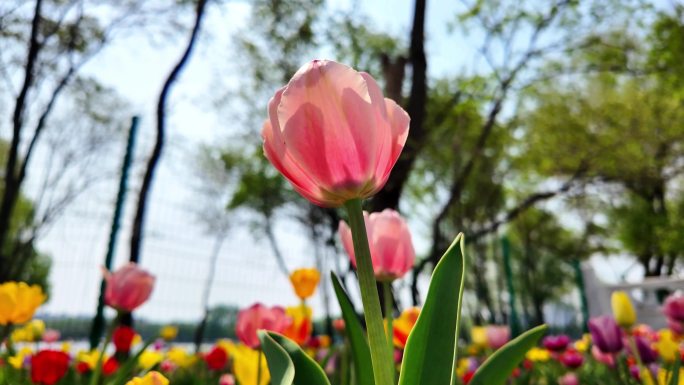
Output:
[
  {"left": 90, "top": 312, "right": 120, "bottom": 385},
  {"left": 383, "top": 280, "right": 394, "bottom": 369},
  {"left": 1, "top": 324, "right": 14, "bottom": 355},
  {"left": 344, "top": 199, "right": 394, "bottom": 385},
  {"left": 256, "top": 348, "right": 263, "bottom": 385}
]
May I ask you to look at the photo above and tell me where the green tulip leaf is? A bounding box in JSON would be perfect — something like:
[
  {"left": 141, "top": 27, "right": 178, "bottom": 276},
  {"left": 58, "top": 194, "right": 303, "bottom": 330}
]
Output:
[
  {"left": 259, "top": 331, "right": 295, "bottom": 385},
  {"left": 398, "top": 233, "right": 465, "bottom": 385},
  {"left": 266, "top": 332, "right": 331, "bottom": 385},
  {"left": 669, "top": 355, "right": 681, "bottom": 385},
  {"left": 468, "top": 324, "right": 548, "bottom": 385},
  {"left": 331, "top": 272, "right": 374, "bottom": 385}
]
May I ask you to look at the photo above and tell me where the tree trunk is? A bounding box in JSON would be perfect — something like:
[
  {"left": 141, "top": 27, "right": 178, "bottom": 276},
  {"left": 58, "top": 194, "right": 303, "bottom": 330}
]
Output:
[{"left": 368, "top": 0, "right": 427, "bottom": 212}]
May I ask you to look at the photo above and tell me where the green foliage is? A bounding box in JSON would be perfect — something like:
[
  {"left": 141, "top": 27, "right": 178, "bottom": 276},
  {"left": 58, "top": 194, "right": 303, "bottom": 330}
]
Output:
[
  {"left": 330, "top": 273, "right": 373, "bottom": 385},
  {"left": 260, "top": 331, "right": 296, "bottom": 385},
  {"left": 507, "top": 209, "right": 587, "bottom": 324},
  {"left": 260, "top": 332, "right": 331, "bottom": 385},
  {"left": 398, "top": 234, "right": 465, "bottom": 385}
]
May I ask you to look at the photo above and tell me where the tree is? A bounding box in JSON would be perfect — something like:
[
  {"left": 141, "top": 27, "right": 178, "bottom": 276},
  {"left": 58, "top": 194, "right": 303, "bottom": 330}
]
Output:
[
  {"left": 507, "top": 209, "right": 588, "bottom": 326},
  {"left": 0, "top": 0, "right": 182, "bottom": 282}
]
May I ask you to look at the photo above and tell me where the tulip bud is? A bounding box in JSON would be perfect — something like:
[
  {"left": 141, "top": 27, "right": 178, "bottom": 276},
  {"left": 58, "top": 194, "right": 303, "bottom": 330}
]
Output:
[
  {"left": 289, "top": 268, "right": 320, "bottom": 300},
  {"left": 103, "top": 263, "right": 155, "bottom": 312},
  {"left": 611, "top": 291, "right": 636, "bottom": 328},
  {"left": 339, "top": 209, "right": 416, "bottom": 281}
]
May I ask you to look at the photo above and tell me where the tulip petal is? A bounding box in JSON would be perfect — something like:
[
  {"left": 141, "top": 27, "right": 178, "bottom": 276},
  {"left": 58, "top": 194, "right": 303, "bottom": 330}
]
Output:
[{"left": 278, "top": 60, "right": 380, "bottom": 193}]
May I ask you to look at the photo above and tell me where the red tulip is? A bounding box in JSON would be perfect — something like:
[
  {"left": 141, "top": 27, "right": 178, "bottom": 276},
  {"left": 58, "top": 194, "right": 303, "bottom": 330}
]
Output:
[
  {"left": 543, "top": 334, "right": 571, "bottom": 352},
  {"left": 30, "top": 350, "right": 70, "bottom": 385},
  {"left": 204, "top": 346, "right": 228, "bottom": 371},
  {"left": 76, "top": 361, "right": 90, "bottom": 374},
  {"left": 560, "top": 349, "right": 584, "bottom": 369},
  {"left": 339, "top": 209, "right": 416, "bottom": 281},
  {"left": 333, "top": 318, "right": 345, "bottom": 333},
  {"left": 262, "top": 59, "right": 410, "bottom": 207},
  {"left": 112, "top": 325, "right": 136, "bottom": 353},
  {"left": 235, "top": 303, "right": 292, "bottom": 348},
  {"left": 103, "top": 263, "right": 155, "bottom": 312},
  {"left": 103, "top": 356, "right": 119, "bottom": 376}
]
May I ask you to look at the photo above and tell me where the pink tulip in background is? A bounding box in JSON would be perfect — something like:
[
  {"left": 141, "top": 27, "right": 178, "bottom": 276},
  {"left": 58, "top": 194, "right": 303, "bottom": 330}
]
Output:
[
  {"left": 262, "top": 59, "right": 410, "bottom": 207},
  {"left": 103, "top": 263, "right": 155, "bottom": 312},
  {"left": 219, "top": 374, "right": 235, "bottom": 385},
  {"left": 558, "top": 373, "right": 579, "bottom": 385},
  {"left": 485, "top": 326, "right": 510, "bottom": 349},
  {"left": 42, "top": 329, "right": 60, "bottom": 343},
  {"left": 236, "top": 303, "right": 292, "bottom": 348},
  {"left": 664, "top": 293, "right": 684, "bottom": 324},
  {"left": 339, "top": 208, "right": 416, "bottom": 281}
]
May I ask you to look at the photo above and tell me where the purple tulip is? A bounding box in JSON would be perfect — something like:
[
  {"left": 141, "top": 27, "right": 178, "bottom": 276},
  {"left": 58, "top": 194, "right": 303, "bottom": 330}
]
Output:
[
  {"left": 588, "top": 316, "right": 623, "bottom": 353},
  {"left": 543, "top": 334, "right": 571, "bottom": 352},
  {"left": 635, "top": 336, "right": 658, "bottom": 364}
]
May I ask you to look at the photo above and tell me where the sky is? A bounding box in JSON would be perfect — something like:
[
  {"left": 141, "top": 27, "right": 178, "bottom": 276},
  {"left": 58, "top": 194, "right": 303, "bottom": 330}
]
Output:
[{"left": 24, "top": 0, "right": 643, "bottom": 324}]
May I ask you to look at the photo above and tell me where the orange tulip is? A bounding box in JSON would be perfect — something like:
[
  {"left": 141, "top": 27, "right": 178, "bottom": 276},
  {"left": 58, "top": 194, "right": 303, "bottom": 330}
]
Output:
[{"left": 289, "top": 268, "right": 320, "bottom": 300}]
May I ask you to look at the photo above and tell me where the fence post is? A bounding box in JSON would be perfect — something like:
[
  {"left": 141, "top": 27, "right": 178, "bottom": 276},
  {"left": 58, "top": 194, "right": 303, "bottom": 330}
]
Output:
[
  {"left": 502, "top": 235, "right": 522, "bottom": 337},
  {"left": 89, "top": 116, "right": 139, "bottom": 349},
  {"left": 572, "top": 259, "right": 590, "bottom": 333}
]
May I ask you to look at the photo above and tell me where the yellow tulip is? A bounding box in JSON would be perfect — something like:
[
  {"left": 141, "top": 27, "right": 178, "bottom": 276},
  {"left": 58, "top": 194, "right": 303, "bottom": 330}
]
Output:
[
  {"left": 611, "top": 291, "right": 637, "bottom": 328},
  {"left": 223, "top": 341, "right": 270, "bottom": 385},
  {"left": 125, "top": 371, "right": 169, "bottom": 385},
  {"left": 167, "top": 347, "right": 196, "bottom": 368},
  {"left": 654, "top": 329, "right": 680, "bottom": 362},
  {"left": 526, "top": 347, "right": 551, "bottom": 362},
  {"left": 0, "top": 282, "right": 46, "bottom": 325},
  {"left": 139, "top": 349, "right": 164, "bottom": 370},
  {"left": 289, "top": 268, "right": 320, "bottom": 300},
  {"left": 61, "top": 342, "right": 71, "bottom": 353},
  {"left": 77, "top": 350, "right": 102, "bottom": 369},
  {"left": 657, "top": 368, "right": 684, "bottom": 385},
  {"left": 8, "top": 347, "right": 32, "bottom": 369},
  {"left": 455, "top": 358, "right": 470, "bottom": 377},
  {"left": 471, "top": 326, "right": 488, "bottom": 348},
  {"left": 574, "top": 333, "right": 591, "bottom": 352},
  {"left": 160, "top": 325, "right": 178, "bottom": 341}
]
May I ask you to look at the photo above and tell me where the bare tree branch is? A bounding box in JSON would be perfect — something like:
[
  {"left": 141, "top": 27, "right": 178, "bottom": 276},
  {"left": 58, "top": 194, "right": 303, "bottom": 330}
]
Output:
[{"left": 129, "top": 0, "right": 209, "bottom": 263}]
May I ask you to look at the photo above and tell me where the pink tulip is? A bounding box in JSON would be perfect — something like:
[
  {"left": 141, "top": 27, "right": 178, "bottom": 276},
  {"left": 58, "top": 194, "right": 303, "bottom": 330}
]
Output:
[
  {"left": 219, "top": 374, "right": 235, "bottom": 385},
  {"left": 667, "top": 317, "right": 684, "bottom": 335},
  {"left": 664, "top": 294, "right": 684, "bottom": 322},
  {"left": 339, "top": 209, "right": 415, "bottom": 281},
  {"left": 262, "top": 59, "right": 410, "bottom": 207},
  {"left": 591, "top": 345, "right": 615, "bottom": 367},
  {"left": 103, "top": 263, "right": 155, "bottom": 312},
  {"left": 486, "top": 326, "right": 510, "bottom": 349},
  {"left": 236, "top": 303, "right": 292, "bottom": 348},
  {"left": 42, "top": 329, "right": 60, "bottom": 343},
  {"left": 558, "top": 373, "right": 579, "bottom": 385}
]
